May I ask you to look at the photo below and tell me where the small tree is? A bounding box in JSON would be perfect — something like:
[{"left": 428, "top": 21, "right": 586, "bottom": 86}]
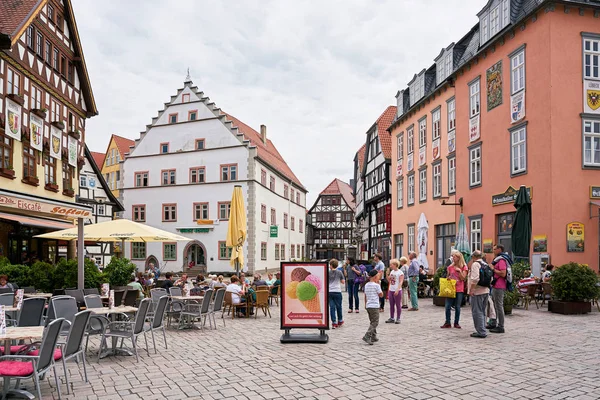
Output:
[
  {"left": 103, "top": 256, "right": 136, "bottom": 287},
  {"left": 29, "top": 261, "right": 55, "bottom": 293},
  {"left": 551, "top": 263, "right": 600, "bottom": 302}
]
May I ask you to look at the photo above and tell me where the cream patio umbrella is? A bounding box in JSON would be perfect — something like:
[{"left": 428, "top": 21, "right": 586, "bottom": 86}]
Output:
[
  {"left": 226, "top": 185, "right": 247, "bottom": 277},
  {"left": 35, "top": 218, "right": 191, "bottom": 242}
]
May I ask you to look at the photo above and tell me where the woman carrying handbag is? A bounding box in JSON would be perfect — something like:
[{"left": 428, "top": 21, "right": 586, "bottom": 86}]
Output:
[{"left": 441, "top": 251, "right": 468, "bottom": 329}]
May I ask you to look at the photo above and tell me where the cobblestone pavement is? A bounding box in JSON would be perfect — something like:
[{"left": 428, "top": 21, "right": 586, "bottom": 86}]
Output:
[{"left": 31, "top": 299, "right": 600, "bottom": 399}]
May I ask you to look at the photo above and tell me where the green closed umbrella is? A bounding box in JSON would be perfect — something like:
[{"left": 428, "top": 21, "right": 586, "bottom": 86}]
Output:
[
  {"left": 511, "top": 185, "right": 532, "bottom": 260},
  {"left": 455, "top": 213, "right": 471, "bottom": 263}
]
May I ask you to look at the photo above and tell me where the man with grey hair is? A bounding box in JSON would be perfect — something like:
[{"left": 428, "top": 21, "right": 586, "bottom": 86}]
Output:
[
  {"left": 468, "top": 250, "right": 491, "bottom": 338},
  {"left": 407, "top": 252, "right": 420, "bottom": 311},
  {"left": 253, "top": 273, "right": 268, "bottom": 287}
]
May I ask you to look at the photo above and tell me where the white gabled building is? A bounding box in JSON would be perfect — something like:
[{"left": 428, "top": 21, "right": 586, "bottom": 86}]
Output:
[
  {"left": 76, "top": 147, "right": 123, "bottom": 268},
  {"left": 122, "top": 77, "right": 307, "bottom": 274}
]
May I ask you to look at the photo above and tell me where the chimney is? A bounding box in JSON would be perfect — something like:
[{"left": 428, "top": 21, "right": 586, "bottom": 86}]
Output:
[{"left": 260, "top": 125, "right": 267, "bottom": 144}]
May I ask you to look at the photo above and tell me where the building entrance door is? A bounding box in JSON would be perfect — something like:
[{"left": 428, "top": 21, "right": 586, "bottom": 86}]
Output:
[
  {"left": 497, "top": 213, "right": 515, "bottom": 255},
  {"left": 187, "top": 244, "right": 206, "bottom": 268}
]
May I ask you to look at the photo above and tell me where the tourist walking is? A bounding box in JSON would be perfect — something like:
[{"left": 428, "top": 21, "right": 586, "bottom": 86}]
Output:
[
  {"left": 373, "top": 254, "right": 386, "bottom": 312},
  {"left": 363, "top": 269, "right": 383, "bottom": 345},
  {"left": 468, "top": 250, "right": 490, "bottom": 338},
  {"left": 487, "top": 244, "right": 508, "bottom": 333},
  {"left": 346, "top": 257, "right": 360, "bottom": 313},
  {"left": 399, "top": 257, "right": 409, "bottom": 308},
  {"left": 407, "top": 252, "right": 420, "bottom": 311},
  {"left": 385, "top": 259, "right": 404, "bottom": 324},
  {"left": 328, "top": 259, "right": 346, "bottom": 329},
  {"left": 441, "top": 251, "right": 468, "bottom": 329}
]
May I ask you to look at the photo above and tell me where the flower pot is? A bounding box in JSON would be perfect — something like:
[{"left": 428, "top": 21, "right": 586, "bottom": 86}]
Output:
[
  {"left": 548, "top": 300, "right": 591, "bottom": 315},
  {"left": 7, "top": 93, "right": 24, "bottom": 106},
  {"left": 433, "top": 296, "right": 446, "bottom": 307},
  {"left": 45, "top": 183, "right": 59, "bottom": 193},
  {"left": 68, "top": 130, "right": 80, "bottom": 140},
  {"left": 22, "top": 176, "right": 39, "bottom": 186},
  {"left": 0, "top": 168, "right": 15, "bottom": 179},
  {"left": 52, "top": 121, "right": 65, "bottom": 130},
  {"left": 31, "top": 109, "right": 47, "bottom": 119},
  {"left": 504, "top": 305, "right": 513, "bottom": 315}
]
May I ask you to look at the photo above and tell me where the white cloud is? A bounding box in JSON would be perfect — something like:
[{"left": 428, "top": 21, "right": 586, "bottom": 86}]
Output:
[{"left": 74, "top": 0, "right": 483, "bottom": 205}]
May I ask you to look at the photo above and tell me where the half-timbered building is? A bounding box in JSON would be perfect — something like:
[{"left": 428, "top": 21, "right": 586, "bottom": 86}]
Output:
[
  {"left": 307, "top": 179, "right": 356, "bottom": 261},
  {"left": 352, "top": 144, "right": 368, "bottom": 259},
  {"left": 0, "top": 0, "right": 97, "bottom": 264},
  {"left": 361, "top": 106, "right": 396, "bottom": 262}
]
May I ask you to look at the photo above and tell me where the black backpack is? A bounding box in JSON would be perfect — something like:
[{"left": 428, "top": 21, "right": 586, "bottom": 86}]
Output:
[{"left": 477, "top": 260, "right": 494, "bottom": 288}]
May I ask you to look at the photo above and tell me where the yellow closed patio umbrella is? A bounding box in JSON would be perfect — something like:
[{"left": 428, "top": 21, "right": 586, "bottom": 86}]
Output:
[{"left": 226, "top": 185, "right": 247, "bottom": 276}]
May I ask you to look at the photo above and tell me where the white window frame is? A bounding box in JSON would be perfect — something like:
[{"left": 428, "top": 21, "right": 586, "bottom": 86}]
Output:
[
  {"left": 470, "top": 218, "right": 482, "bottom": 253},
  {"left": 97, "top": 204, "right": 105, "bottom": 216},
  {"left": 397, "top": 133, "right": 404, "bottom": 161},
  {"left": 447, "top": 98, "right": 456, "bottom": 131},
  {"left": 418, "top": 118, "right": 427, "bottom": 148},
  {"left": 469, "top": 79, "right": 480, "bottom": 117},
  {"left": 433, "top": 163, "right": 441, "bottom": 198},
  {"left": 481, "top": 15, "right": 489, "bottom": 43},
  {"left": 432, "top": 108, "right": 441, "bottom": 140},
  {"left": 502, "top": 0, "right": 510, "bottom": 26},
  {"left": 510, "top": 48, "right": 526, "bottom": 94},
  {"left": 469, "top": 145, "right": 482, "bottom": 187},
  {"left": 511, "top": 125, "right": 527, "bottom": 175},
  {"left": 407, "top": 126, "right": 414, "bottom": 154},
  {"left": 419, "top": 169, "right": 427, "bottom": 202},
  {"left": 584, "top": 36, "right": 600, "bottom": 80},
  {"left": 445, "top": 53, "right": 452, "bottom": 78},
  {"left": 79, "top": 175, "right": 87, "bottom": 188},
  {"left": 408, "top": 225, "right": 415, "bottom": 253},
  {"left": 409, "top": 74, "right": 425, "bottom": 106},
  {"left": 489, "top": 6, "right": 500, "bottom": 37},
  {"left": 448, "top": 157, "right": 456, "bottom": 194},
  {"left": 397, "top": 177, "right": 403, "bottom": 209},
  {"left": 584, "top": 119, "right": 600, "bottom": 167},
  {"left": 407, "top": 174, "right": 415, "bottom": 205}
]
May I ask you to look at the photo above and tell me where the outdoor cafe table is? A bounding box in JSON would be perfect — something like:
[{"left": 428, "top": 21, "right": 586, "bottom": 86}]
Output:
[
  {"left": 170, "top": 295, "right": 204, "bottom": 301},
  {"left": 0, "top": 326, "right": 45, "bottom": 399},
  {"left": 23, "top": 293, "right": 52, "bottom": 299},
  {"left": 87, "top": 306, "right": 138, "bottom": 358}
]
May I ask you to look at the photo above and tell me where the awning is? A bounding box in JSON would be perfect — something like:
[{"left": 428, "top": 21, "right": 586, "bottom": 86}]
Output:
[
  {"left": 0, "top": 212, "right": 74, "bottom": 230},
  {"left": 589, "top": 201, "right": 600, "bottom": 219}
]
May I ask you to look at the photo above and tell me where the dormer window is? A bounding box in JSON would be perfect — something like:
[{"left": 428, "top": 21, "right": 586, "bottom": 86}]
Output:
[
  {"left": 436, "top": 47, "right": 454, "bottom": 85},
  {"left": 409, "top": 73, "right": 425, "bottom": 106},
  {"left": 395, "top": 90, "right": 404, "bottom": 117},
  {"left": 479, "top": 0, "right": 511, "bottom": 45}
]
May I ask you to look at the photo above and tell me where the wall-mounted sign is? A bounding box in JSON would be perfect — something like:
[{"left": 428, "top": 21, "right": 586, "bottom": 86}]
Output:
[
  {"left": 469, "top": 115, "right": 480, "bottom": 142},
  {"left": 510, "top": 91, "right": 526, "bottom": 123},
  {"left": 486, "top": 61, "right": 503, "bottom": 111},
  {"left": 178, "top": 228, "right": 210, "bottom": 233},
  {"left": 483, "top": 239, "right": 493, "bottom": 254},
  {"left": 590, "top": 186, "right": 600, "bottom": 199},
  {"left": 396, "top": 162, "right": 403, "bottom": 178},
  {"left": 492, "top": 186, "right": 532, "bottom": 206},
  {"left": 0, "top": 193, "right": 91, "bottom": 219},
  {"left": 533, "top": 235, "right": 548, "bottom": 253},
  {"left": 447, "top": 130, "right": 455, "bottom": 154},
  {"left": 270, "top": 225, "right": 278, "bottom": 238},
  {"left": 567, "top": 222, "right": 584, "bottom": 252},
  {"left": 50, "top": 126, "right": 62, "bottom": 160},
  {"left": 68, "top": 136, "right": 77, "bottom": 167},
  {"left": 196, "top": 219, "right": 214, "bottom": 225},
  {"left": 584, "top": 80, "right": 600, "bottom": 114},
  {"left": 4, "top": 98, "right": 22, "bottom": 142},
  {"left": 407, "top": 153, "right": 414, "bottom": 172}
]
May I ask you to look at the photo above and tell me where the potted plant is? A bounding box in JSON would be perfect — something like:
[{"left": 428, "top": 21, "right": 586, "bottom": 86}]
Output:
[
  {"left": 30, "top": 108, "right": 47, "bottom": 119},
  {"left": 22, "top": 175, "right": 39, "bottom": 186},
  {"left": 45, "top": 179, "right": 59, "bottom": 192},
  {"left": 503, "top": 286, "right": 520, "bottom": 315},
  {"left": 51, "top": 120, "right": 65, "bottom": 130},
  {"left": 548, "top": 263, "right": 599, "bottom": 315},
  {"left": 62, "top": 184, "right": 74, "bottom": 197},
  {"left": 103, "top": 256, "right": 136, "bottom": 287},
  {"left": 0, "top": 164, "right": 15, "bottom": 179},
  {"left": 432, "top": 265, "right": 447, "bottom": 306}
]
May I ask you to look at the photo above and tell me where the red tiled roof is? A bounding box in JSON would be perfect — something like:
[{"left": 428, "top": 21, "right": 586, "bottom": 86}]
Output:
[
  {"left": 0, "top": 0, "right": 42, "bottom": 39},
  {"left": 90, "top": 151, "right": 105, "bottom": 169},
  {"left": 221, "top": 112, "right": 305, "bottom": 190},
  {"left": 375, "top": 106, "right": 397, "bottom": 159},
  {"left": 112, "top": 134, "right": 135, "bottom": 159},
  {"left": 356, "top": 144, "right": 366, "bottom": 172},
  {"left": 320, "top": 179, "right": 355, "bottom": 211}
]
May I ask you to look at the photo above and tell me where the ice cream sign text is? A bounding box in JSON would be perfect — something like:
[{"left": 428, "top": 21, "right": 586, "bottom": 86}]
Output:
[{"left": 0, "top": 194, "right": 91, "bottom": 218}]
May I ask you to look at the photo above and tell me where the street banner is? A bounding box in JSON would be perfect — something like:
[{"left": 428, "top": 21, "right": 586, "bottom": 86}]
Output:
[
  {"left": 418, "top": 146, "right": 426, "bottom": 167},
  {"left": 280, "top": 262, "right": 328, "bottom": 330},
  {"left": 584, "top": 80, "right": 600, "bottom": 114},
  {"left": 510, "top": 91, "right": 526, "bottom": 123},
  {"left": 469, "top": 115, "right": 480, "bottom": 142},
  {"left": 5, "top": 98, "right": 22, "bottom": 142},
  {"left": 448, "top": 130, "right": 455, "bottom": 154},
  {"left": 50, "top": 126, "right": 62, "bottom": 160},
  {"left": 407, "top": 153, "right": 414, "bottom": 172},
  {"left": 68, "top": 135, "right": 77, "bottom": 167},
  {"left": 29, "top": 114, "right": 43, "bottom": 152},
  {"left": 432, "top": 138, "right": 440, "bottom": 160}
]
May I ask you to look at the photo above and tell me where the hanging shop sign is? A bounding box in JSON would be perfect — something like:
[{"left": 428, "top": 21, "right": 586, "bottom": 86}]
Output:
[
  {"left": 0, "top": 193, "right": 91, "bottom": 218},
  {"left": 590, "top": 186, "right": 600, "bottom": 199},
  {"left": 270, "top": 225, "right": 278, "bottom": 238}
]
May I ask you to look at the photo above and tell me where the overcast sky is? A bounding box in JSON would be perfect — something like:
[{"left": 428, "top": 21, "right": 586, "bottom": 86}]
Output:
[{"left": 75, "top": 0, "right": 483, "bottom": 206}]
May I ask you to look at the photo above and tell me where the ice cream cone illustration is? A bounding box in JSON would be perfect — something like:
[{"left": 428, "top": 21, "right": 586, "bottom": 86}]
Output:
[{"left": 296, "top": 281, "right": 322, "bottom": 325}]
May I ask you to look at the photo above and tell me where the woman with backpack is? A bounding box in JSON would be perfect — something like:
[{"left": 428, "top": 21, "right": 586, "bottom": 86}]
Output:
[{"left": 441, "top": 250, "right": 468, "bottom": 329}]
